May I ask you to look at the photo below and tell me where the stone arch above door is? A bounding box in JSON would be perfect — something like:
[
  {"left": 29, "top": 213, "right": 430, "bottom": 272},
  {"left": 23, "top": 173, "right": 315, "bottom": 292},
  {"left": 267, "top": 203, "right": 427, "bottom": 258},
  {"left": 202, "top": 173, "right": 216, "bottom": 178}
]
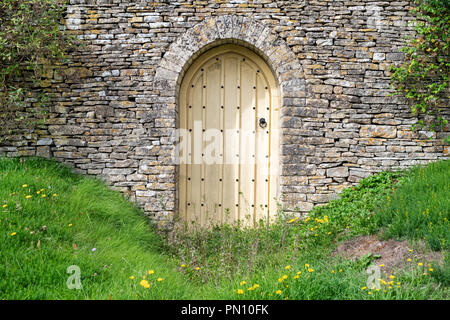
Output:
[{"left": 154, "top": 15, "right": 305, "bottom": 100}]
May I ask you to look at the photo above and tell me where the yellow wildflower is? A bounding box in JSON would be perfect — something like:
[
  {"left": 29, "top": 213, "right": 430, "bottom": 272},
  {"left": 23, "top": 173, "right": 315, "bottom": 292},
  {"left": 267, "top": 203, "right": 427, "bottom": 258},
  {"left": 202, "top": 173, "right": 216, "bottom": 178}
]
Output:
[
  {"left": 253, "top": 284, "right": 259, "bottom": 289},
  {"left": 25, "top": 195, "right": 32, "bottom": 199},
  {"left": 10, "top": 232, "right": 17, "bottom": 236},
  {"left": 129, "top": 276, "right": 135, "bottom": 280},
  {"left": 276, "top": 290, "right": 282, "bottom": 295},
  {"left": 2, "top": 204, "right": 7, "bottom": 208},
  {"left": 240, "top": 281, "right": 246, "bottom": 286},
  {"left": 361, "top": 286, "right": 367, "bottom": 290},
  {"left": 139, "top": 279, "right": 149, "bottom": 288},
  {"left": 157, "top": 278, "right": 163, "bottom": 282},
  {"left": 389, "top": 275, "right": 395, "bottom": 279},
  {"left": 282, "top": 275, "right": 288, "bottom": 280},
  {"left": 294, "top": 275, "right": 299, "bottom": 279},
  {"left": 148, "top": 270, "right": 154, "bottom": 275},
  {"left": 22, "top": 184, "right": 28, "bottom": 188},
  {"left": 247, "top": 287, "right": 254, "bottom": 291},
  {"left": 285, "top": 265, "right": 291, "bottom": 270},
  {"left": 418, "top": 262, "right": 423, "bottom": 266},
  {"left": 195, "top": 267, "right": 200, "bottom": 271},
  {"left": 180, "top": 264, "right": 186, "bottom": 268},
  {"left": 237, "top": 289, "right": 244, "bottom": 294},
  {"left": 305, "top": 264, "right": 309, "bottom": 267},
  {"left": 68, "top": 224, "right": 72, "bottom": 227},
  {"left": 308, "top": 268, "right": 314, "bottom": 273}
]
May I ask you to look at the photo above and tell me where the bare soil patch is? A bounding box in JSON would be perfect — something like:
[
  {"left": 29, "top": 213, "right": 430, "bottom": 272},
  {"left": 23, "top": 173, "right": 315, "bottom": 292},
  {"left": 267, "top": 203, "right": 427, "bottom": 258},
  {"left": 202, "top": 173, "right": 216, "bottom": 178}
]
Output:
[{"left": 333, "top": 235, "right": 442, "bottom": 273}]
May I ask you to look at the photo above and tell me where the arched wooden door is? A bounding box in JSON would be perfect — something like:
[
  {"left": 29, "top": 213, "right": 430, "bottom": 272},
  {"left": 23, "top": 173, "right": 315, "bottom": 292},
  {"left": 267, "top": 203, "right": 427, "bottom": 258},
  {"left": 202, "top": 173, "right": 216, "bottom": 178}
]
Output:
[{"left": 178, "top": 45, "right": 280, "bottom": 227}]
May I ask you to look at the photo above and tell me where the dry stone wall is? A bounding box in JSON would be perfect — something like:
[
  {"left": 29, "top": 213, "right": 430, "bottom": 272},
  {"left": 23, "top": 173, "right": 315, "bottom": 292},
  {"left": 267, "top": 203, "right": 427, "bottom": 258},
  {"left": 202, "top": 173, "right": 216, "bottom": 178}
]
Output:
[{"left": 1, "top": 0, "right": 448, "bottom": 229}]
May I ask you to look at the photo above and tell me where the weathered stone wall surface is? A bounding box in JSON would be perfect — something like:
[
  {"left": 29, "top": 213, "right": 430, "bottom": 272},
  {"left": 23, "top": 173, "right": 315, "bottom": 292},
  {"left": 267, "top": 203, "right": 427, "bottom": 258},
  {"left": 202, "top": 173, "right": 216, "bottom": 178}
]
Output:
[{"left": 1, "top": 0, "right": 448, "bottom": 228}]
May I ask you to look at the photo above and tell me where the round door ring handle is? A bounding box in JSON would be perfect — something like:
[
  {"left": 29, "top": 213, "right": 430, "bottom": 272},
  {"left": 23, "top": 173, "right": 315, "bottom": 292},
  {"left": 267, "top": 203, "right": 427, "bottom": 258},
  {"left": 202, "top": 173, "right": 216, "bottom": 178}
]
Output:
[{"left": 259, "top": 118, "right": 267, "bottom": 128}]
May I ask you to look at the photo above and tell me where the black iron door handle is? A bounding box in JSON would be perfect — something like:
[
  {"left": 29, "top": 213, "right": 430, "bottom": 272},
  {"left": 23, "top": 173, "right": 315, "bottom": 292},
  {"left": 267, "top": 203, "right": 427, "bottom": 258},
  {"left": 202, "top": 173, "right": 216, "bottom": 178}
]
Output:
[{"left": 259, "top": 117, "right": 267, "bottom": 128}]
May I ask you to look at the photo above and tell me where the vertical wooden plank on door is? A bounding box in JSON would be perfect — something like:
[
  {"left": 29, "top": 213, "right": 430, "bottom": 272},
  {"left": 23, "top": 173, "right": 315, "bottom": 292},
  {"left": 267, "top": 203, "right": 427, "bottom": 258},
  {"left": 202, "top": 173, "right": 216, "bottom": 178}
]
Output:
[
  {"left": 223, "top": 55, "right": 239, "bottom": 223},
  {"left": 255, "top": 71, "right": 270, "bottom": 224},
  {"left": 205, "top": 59, "right": 221, "bottom": 226},
  {"left": 239, "top": 59, "right": 256, "bottom": 226},
  {"left": 219, "top": 57, "right": 225, "bottom": 224},
  {"left": 268, "top": 86, "right": 280, "bottom": 223},
  {"left": 188, "top": 74, "right": 203, "bottom": 226},
  {"left": 179, "top": 81, "right": 187, "bottom": 224}
]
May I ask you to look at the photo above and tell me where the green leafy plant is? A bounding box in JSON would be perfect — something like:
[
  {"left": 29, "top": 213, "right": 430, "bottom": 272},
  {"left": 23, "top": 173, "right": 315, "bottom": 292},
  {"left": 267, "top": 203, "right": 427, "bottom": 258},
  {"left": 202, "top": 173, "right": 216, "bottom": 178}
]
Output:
[
  {"left": 389, "top": 0, "right": 449, "bottom": 142},
  {"left": 0, "top": 0, "right": 77, "bottom": 143}
]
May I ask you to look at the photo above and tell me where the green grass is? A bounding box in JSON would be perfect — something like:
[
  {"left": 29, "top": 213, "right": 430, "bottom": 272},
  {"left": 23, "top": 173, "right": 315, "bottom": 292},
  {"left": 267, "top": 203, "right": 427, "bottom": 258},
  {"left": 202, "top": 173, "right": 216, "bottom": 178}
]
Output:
[
  {"left": 373, "top": 160, "right": 450, "bottom": 251},
  {"left": 0, "top": 157, "right": 448, "bottom": 300},
  {"left": 0, "top": 158, "right": 194, "bottom": 299}
]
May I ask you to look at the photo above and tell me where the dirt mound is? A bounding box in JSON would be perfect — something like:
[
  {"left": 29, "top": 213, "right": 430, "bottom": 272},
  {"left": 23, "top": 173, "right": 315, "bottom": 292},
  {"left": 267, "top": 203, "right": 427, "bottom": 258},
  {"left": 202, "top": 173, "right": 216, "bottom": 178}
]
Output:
[{"left": 333, "top": 235, "right": 442, "bottom": 273}]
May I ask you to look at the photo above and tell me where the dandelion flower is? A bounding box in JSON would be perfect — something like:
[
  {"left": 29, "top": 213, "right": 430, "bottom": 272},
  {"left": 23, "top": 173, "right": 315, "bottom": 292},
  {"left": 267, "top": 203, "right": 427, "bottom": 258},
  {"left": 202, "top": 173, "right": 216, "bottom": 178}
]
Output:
[
  {"left": 379, "top": 264, "right": 385, "bottom": 267},
  {"left": 2, "top": 204, "right": 7, "bottom": 208},
  {"left": 429, "top": 268, "right": 433, "bottom": 272},
  {"left": 240, "top": 281, "right": 247, "bottom": 286},
  {"left": 248, "top": 287, "right": 254, "bottom": 291},
  {"left": 297, "top": 271, "right": 301, "bottom": 275},
  {"left": 10, "top": 232, "right": 16, "bottom": 236},
  {"left": 237, "top": 289, "right": 244, "bottom": 294},
  {"left": 180, "top": 264, "right": 186, "bottom": 268},
  {"left": 140, "top": 280, "right": 150, "bottom": 288},
  {"left": 195, "top": 267, "right": 200, "bottom": 271},
  {"left": 25, "top": 195, "right": 32, "bottom": 199},
  {"left": 253, "top": 284, "right": 259, "bottom": 289},
  {"left": 407, "top": 258, "right": 412, "bottom": 262},
  {"left": 294, "top": 275, "right": 299, "bottom": 279},
  {"left": 418, "top": 262, "right": 423, "bottom": 266},
  {"left": 308, "top": 268, "right": 314, "bottom": 273},
  {"left": 157, "top": 278, "right": 163, "bottom": 282},
  {"left": 148, "top": 270, "right": 155, "bottom": 275},
  {"left": 285, "top": 265, "right": 291, "bottom": 270},
  {"left": 68, "top": 224, "right": 72, "bottom": 227},
  {"left": 22, "top": 184, "right": 28, "bottom": 188},
  {"left": 276, "top": 290, "right": 282, "bottom": 295},
  {"left": 389, "top": 275, "right": 395, "bottom": 279},
  {"left": 305, "top": 264, "right": 309, "bottom": 268},
  {"left": 129, "top": 276, "right": 135, "bottom": 280},
  {"left": 331, "top": 270, "right": 335, "bottom": 274},
  {"left": 282, "top": 275, "right": 288, "bottom": 280},
  {"left": 361, "top": 286, "right": 367, "bottom": 290}
]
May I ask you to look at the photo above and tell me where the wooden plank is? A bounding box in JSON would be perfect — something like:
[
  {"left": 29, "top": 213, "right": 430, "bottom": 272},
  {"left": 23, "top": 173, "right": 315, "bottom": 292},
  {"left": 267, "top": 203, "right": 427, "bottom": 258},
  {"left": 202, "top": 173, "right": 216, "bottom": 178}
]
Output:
[
  {"left": 255, "top": 71, "right": 270, "bottom": 225},
  {"left": 239, "top": 60, "right": 256, "bottom": 227},
  {"left": 188, "top": 74, "right": 203, "bottom": 226},
  {"left": 268, "top": 84, "right": 280, "bottom": 224},
  {"left": 204, "top": 59, "right": 222, "bottom": 226},
  {"left": 222, "top": 55, "right": 239, "bottom": 224}
]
